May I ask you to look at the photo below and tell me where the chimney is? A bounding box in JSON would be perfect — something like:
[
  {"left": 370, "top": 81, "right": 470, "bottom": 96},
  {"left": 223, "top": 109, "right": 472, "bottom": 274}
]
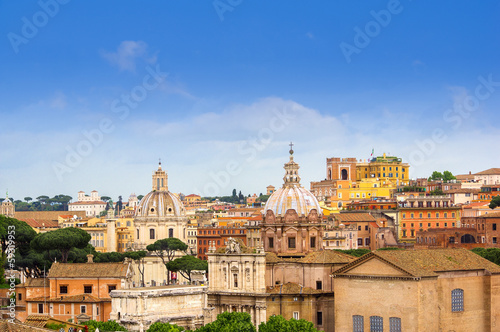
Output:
[
  {"left": 87, "top": 254, "right": 94, "bottom": 263},
  {"left": 469, "top": 171, "right": 471, "bottom": 175}
]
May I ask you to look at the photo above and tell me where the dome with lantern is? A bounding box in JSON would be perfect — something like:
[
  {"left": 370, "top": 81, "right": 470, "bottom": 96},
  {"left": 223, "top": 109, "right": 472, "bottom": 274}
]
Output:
[
  {"left": 135, "top": 162, "right": 186, "bottom": 218},
  {"left": 264, "top": 145, "right": 322, "bottom": 218}
]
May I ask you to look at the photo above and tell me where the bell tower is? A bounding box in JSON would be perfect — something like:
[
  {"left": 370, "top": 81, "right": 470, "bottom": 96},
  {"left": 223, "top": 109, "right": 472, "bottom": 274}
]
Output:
[
  {"left": 283, "top": 142, "right": 301, "bottom": 187},
  {"left": 1, "top": 190, "right": 15, "bottom": 218},
  {"left": 152, "top": 160, "right": 168, "bottom": 191}
]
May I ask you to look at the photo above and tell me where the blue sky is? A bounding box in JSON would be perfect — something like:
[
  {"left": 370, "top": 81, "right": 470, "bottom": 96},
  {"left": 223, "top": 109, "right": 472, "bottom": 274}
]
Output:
[{"left": 1, "top": 1, "right": 500, "bottom": 200}]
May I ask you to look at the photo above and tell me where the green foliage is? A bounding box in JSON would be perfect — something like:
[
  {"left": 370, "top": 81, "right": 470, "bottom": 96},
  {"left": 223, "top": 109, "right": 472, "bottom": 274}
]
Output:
[
  {"left": 489, "top": 196, "right": 500, "bottom": 209},
  {"left": 376, "top": 247, "right": 402, "bottom": 251},
  {"left": 430, "top": 188, "right": 445, "bottom": 196},
  {"left": 196, "top": 312, "right": 256, "bottom": 332},
  {"left": 471, "top": 248, "right": 500, "bottom": 265},
  {"left": 45, "top": 323, "right": 66, "bottom": 330},
  {"left": 85, "top": 320, "right": 127, "bottom": 332},
  {"left": 334, "top": 248, "right": 370, "bottom": 257},
  {"left": 165, "top": 255, "right": 207, "bottom": 282},
  {"left": 256, "top": 195, "right": 270, "bottom": 203},
  {"left": 428, "top": 170, "right": 456, "bottom": 182},
  {"left": 12, "top": 194, "right": 73, "bottom": 211},
  {"left": 259, "top": 315, "right": 319, "bottom": 332},
  {"left": 147, "top": 238, "right": 188, "bottom": 264},
  {"left": 147, "top": 321, "right": 185, "bottom": 332},
  {"left": 30, "top": 227, "right": 91, "bottom": 263}
]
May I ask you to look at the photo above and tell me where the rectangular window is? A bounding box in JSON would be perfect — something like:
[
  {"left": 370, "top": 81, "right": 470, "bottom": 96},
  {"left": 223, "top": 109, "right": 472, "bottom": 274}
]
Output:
[
  {"left": 233, "top": 273, "right": 238, "bottom": 288},
  {"left": 451, "top": 288, "right": 464, "bottom": 312},
  {"left": 18, "top": 293, "right": 22, "bottom": 301},
  {"left": 169, "top": 228, "right": 174, "bottom": 238},
  {"left": 494, "top": 223, "right": 497, "bottom": 231},
  {"left": 269, "top": 237, "right": 274, "bottom": 248},
  {"left": 316, "top": 281, "right": 322, "bottom": 290},
  {"left": 293, "top": 312, "right": 299, "bottom": 320},
  {"left": 310, "top": 237, "right": 316, "bottom": 248},
  {"left": 389, "top": 317, "right": 402, "bottom": 332},
  {"left": 357, "top": 238, "right": 362, "bottom": 246},
  {"left": 353, "top": 315, "right": 364, "bottom": 332},
  {"left": 317, "top": 311, "right": 323, "bottom": 326},
  {"left": 60, "top": 285, "right": 68, "bottom": 294},
  {"left": 370, "top": 316, "right": 383, "bottom": 332},
  {"left": 84, "top": 285, "right": 92, "bottom": 294},
  {"left": 38, "top": 303, "right": 44, "bottom": 313},
  {"left": 108, "top": 285, "right": 116, "bottom": 293},
  {"left": 59, "top": 304, "right": 65, "bottom": 314},
  {"left": 494, "top": 237, "right": 497, "bottom": 244},
  {"left": 81, "top": 305, "right": 86, "bottom": 314},
  {"left": 288, "top": 237, "right": 296, "bottom": 249}
]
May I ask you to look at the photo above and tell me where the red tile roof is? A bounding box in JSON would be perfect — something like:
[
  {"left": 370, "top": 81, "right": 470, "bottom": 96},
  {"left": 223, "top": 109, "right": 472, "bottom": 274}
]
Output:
[
  {"left": 17, "top": 218, "right": 59, "bottom": 229},
  {"left": 334, "top": 213, "right": 377, "bottom": 222},
  {"left": 48, "top": 262, "right": 130, "bottom": 278},
  {"left": 474, "top": 168, "right": 500, "bottom": 176}
]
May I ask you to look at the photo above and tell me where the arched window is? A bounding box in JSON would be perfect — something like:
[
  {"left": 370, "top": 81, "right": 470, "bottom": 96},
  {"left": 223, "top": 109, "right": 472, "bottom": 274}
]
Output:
[
  {"left": 150, "top": 228, "right": 155, "bottom": 240},
  {"left": 452, "top": 288, "right": 464, "bottom": 312},
  {"left": 370, "top": 316, "right": 383, "bottom": 332},
  {"left": 352, "top": 315, "right": 364, "bottom": 332},
  {"left": 389, "top": 317, "right": 401, "bottom": 332}
]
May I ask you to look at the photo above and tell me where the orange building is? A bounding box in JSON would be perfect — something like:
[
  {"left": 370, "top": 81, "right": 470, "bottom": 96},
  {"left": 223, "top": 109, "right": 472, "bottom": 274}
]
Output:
[
  {"left": 197, "top": 225, "right": 247, "bottom": 260},
  {"left": 20, "top": 256, "right": 133, "bottom": 323},
  {"left": 399, "top": 196, "right": 461, "bottom": 241}
]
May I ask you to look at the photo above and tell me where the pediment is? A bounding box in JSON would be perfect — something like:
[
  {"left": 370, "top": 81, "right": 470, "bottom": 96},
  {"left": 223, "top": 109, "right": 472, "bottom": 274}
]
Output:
[{"left": 341, "top": 256, "right": 411, "bottom": 277}]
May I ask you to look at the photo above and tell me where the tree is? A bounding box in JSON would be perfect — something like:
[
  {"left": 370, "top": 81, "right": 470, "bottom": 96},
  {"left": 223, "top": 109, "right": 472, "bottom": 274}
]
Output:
[
  {"left": 24, "top": 197, "right": 32, "bottom": 203},
  {"left": 442, "top": 170, "right": 456, "bottom": 182},
  {"left": 334, "top": 248, "right": 370, "bottom": 257},
  {"left": 101, "top": 196, "right": 112, "bottom": 202},
  {"left": 147, "top": 321, "right": 185, "bottom": 332},
  {"left": 238, "top": 191, "right": 244, "bottom": 202},
  {"left": 489, "top": 196, "right": 500, "bottom": 209},
  {"left": 471, "top": 248, "right": 500, "bottom": 265},
  {"left": 138, "top": 195, "right": 144, "bottom": 201},
  {"left": 196, "top": 312, "right": 256, "bottom": 332},
  {"left": 85, "top": 320, "right": 126, "bottom": 332},
  {"left": 125, "top": 250, "right": 147, "bottom": 286},
  {"left": 232, "top": 189, "right": 237, "bottom": 198},
  {"left": 257, "top": 195, "right": 270, "bottom": 203},
  {"left": 115, "top": 195, "right": 123, "bottom": 214},
  {"left": 30, "top": 227, "right": 91, "bottom": 263},
  {"left": 259, "top": 315, "right": 319, "bottom": 332},
  {"left": 36, "top": 195, "right": 50, "bottom": 209},
  {"left": 166, "top": 255, "right": 208, "bottom": 282},
  {"left": 147, "top": 238, "right": 188, "bottom": 284},
  {"left": 428, "top": 171, "right": 444, "bottom": 181},
  {"left": 430, "top": 188, "right": 445, "bottom": 196}
]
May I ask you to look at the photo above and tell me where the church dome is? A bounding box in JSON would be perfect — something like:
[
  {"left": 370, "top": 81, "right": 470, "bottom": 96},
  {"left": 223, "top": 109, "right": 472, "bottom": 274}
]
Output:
[
  {"left": 264, "top": 145, "right": 322, "bottom": 218},
  {"left": 136, "top": 190, "right": 185, "bottom": 217},
  {"left": 135, "top": 162, "right": 186, "bottom": 218}
]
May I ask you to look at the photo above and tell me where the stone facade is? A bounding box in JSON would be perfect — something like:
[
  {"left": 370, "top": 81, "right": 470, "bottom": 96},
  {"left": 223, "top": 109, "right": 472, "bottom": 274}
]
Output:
[
  {"left": 333, "top": 249, "right": 500, "bottom": 332},
  {"left": 110, "top": 285, "right": 208, "bottom": 331},
  {"left": 206, "top": 239, "right": 267, "bottom": 327},
  {"left": 0, "top": 196, "right": 15, "bottom": 218}
]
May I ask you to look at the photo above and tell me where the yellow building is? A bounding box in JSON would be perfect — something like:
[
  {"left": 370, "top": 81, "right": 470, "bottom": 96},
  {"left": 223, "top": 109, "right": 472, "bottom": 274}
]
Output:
[
  {"left": 349, "top": 178, "right": 396, "bottom": 200},
  {"left": 356, "top": 153, "right": 410, "bottom": 186}
]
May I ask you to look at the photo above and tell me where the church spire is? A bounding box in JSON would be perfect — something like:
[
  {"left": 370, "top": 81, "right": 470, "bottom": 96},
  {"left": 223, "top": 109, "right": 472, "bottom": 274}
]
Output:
[{"left": 283, "top": 142, "right": 301, "bottom": 187}]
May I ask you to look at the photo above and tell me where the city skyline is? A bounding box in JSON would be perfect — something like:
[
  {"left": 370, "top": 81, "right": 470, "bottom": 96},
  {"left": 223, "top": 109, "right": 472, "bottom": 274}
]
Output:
[{"left": 1, "top": 1, "right": 499, "bottom": 199}]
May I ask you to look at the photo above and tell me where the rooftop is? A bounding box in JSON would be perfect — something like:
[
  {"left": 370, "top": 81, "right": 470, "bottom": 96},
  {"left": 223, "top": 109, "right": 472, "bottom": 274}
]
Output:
[{"left": 48, "top": 262, "right": 130, "bottom": 278}]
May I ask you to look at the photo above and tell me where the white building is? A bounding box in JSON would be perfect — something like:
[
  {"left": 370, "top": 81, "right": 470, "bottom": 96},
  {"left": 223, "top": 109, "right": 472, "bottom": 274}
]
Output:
[
  {"left": 474, "top": 168, "right": 500, "bottom": 185},
  {"left": 68, "top": 190, "right": 107, "bottom": 217}
]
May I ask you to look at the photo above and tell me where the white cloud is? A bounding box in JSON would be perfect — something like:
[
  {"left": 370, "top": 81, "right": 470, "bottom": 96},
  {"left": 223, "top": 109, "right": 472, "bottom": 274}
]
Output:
[{"left": 100, "top": 41, "right": 155, "bottom": 72}]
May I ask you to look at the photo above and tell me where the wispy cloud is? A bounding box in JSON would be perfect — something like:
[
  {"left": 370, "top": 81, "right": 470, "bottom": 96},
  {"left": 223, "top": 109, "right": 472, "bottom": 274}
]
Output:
[{"left": 100, "top": 41, "right": 156, "bottom": 72}]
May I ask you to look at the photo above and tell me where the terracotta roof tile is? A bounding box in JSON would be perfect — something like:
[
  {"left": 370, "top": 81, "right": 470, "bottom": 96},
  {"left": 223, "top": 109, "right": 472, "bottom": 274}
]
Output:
[
  {"left": 48, "top": 262, "right": 130, "bottom": 278},
  {"left": 17, "top": 218, "right": 59, "bottom": 228},
  {"left": 481, "top": 211, "right": 500, "bottom": 218},
  {"left": 0, "top": 320, "right": 54, "bottom": 332},
  {"left": 474, "top": 168, "right": 500, "bottom": 176},
  {"left": 335, "top": 248, "right": 500, "bottom": 278},
  {"left": 298, "top": 250, "right": 355, "bottom": 264},
  {"left": 24, "top": 278, "right": 48, "bottom": 288}
]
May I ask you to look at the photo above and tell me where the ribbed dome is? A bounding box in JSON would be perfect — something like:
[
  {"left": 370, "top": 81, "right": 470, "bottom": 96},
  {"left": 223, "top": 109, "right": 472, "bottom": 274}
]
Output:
[
  {"left": 265, "top": 185, "right": 321, "bottom": 217},
  {"left": 264, "top": 145, "right": 322, "bottom": 218},
  {"left": 135, "top": 191, "right": 185, "bottom": 217}
]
